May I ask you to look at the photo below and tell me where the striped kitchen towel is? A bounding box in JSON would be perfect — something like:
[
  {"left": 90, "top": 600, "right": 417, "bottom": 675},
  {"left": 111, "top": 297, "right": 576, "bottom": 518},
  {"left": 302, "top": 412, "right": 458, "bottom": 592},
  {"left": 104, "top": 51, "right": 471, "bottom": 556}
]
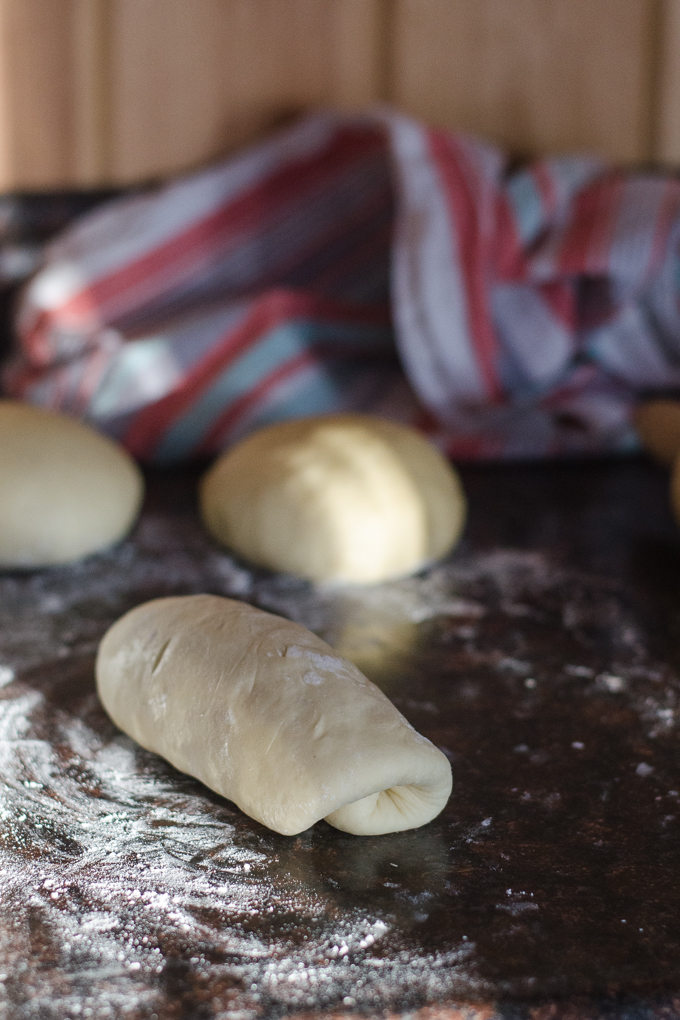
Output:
[{"left": 5, "top": 107, "right": 680, "bottom": 462}]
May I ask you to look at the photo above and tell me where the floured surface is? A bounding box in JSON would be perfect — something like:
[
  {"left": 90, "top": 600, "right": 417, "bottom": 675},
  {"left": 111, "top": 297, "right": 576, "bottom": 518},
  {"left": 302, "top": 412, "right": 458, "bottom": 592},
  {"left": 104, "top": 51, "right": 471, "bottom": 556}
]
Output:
[{"left": 1, "top": 462, "right": 680, "bottom": 1018}]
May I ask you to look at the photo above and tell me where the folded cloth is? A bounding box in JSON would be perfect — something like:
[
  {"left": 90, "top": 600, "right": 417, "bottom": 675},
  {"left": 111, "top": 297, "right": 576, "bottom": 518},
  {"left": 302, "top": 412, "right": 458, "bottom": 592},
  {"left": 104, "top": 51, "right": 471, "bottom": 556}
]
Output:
[{"left": 5, "top": 107, "right": 680, "bottom": 462}]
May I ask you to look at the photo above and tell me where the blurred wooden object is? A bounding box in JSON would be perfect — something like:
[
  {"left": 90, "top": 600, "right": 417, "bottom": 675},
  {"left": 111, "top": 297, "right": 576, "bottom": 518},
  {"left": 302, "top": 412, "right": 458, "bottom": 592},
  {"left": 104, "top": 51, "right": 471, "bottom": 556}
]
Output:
[
  {"left": 106, "top": 0, "right": 386, "bottom": 183},
  {"left": 656, "top": 0, "right": 680, "bottom": 163},
  {"left": 391, "top": 0, "right": 658, "bottom": 163},
  {"left": 0, "top": 0, "right": 677, "bottom": 190},
  {"left": 0, "top": 1, "right": 81, "bottom": 188}
]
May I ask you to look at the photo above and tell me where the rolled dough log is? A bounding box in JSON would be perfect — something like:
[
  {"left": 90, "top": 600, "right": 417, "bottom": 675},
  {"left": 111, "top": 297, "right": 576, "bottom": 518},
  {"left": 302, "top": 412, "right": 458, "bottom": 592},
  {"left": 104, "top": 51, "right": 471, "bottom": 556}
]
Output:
[
  {"left": 96, "top": 594, "right": 452, "bottom": 836},
  {"left": 0, "top": 400, "right": 143, "bottom": 567},
  {"left": 199, "top": 414, "right": 466, "bottom": 584}
]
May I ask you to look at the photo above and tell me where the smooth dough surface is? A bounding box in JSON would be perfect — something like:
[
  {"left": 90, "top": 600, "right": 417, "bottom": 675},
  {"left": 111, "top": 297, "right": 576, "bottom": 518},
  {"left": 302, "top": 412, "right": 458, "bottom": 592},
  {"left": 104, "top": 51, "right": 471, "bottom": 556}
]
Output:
[
  {"left": 634, "top": 399, "right": 680, "bottom": 465},
  {"left": 0, "top": 400, "right": 143, "bottom": 567},
  {"left": 199, "top": 414, "right": 466, "bottom": 584},
  {"left": 95, "top": 594, "right": 452, "bottom": 836}
]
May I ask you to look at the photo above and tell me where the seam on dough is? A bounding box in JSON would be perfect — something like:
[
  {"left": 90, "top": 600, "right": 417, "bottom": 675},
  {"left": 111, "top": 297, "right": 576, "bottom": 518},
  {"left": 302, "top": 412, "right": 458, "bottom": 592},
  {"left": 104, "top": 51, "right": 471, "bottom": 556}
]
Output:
[
  {"left": 204, "top": 670, "right": 227, "bottom": 718},
  {"left": 312, "top": 715, "right": 326, "bottom": 740},
  {"left": 263, "top": 719, "right": 285, "bottom": 755},
  {"left": 150, "top": 639, "right": 172, "bottom": 675},
  {"left": 377, "top": 784, "right": 426, "bottom": 820}
]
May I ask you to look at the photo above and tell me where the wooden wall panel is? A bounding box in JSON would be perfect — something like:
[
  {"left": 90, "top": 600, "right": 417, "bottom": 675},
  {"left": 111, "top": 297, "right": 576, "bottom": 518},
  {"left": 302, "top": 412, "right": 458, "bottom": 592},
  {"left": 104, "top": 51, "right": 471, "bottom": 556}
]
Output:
[
  {"left": 390, "top": 0, "right": 659, "bottom": 163},
  {"left": 71, "top": 0, "right": 111, "bottom": 185},
  {"left": 106, "top": 0, "right": 386, "bottom": 184},
  {"left": 655, "top": 0, "right": 680, "bottom": 163},
  {"left": 0, "top": 0, "right": 80, "bottom": 190},
  {"left": 0, "top": 0, "right": 387, "bottom": 190},
  {"left": 0, "top": 0, "right": 122, "bottom": 190},
  {"left": 1, "top": 0, "right": 680, "bottom": 189}
]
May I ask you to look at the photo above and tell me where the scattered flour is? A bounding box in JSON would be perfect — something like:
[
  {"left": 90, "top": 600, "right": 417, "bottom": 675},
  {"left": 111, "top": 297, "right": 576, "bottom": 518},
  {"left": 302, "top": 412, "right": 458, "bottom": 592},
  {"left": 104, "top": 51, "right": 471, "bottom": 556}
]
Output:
[{"left": 0, "top": 511, "right": 677, "bottom": 1016}]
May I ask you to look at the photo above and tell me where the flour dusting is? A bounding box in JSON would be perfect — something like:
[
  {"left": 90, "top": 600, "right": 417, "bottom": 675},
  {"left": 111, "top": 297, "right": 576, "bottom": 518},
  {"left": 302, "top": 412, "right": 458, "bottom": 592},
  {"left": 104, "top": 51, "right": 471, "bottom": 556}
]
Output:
[{"left": 0, "top": 509, "right": 679, "bottom": 1016}]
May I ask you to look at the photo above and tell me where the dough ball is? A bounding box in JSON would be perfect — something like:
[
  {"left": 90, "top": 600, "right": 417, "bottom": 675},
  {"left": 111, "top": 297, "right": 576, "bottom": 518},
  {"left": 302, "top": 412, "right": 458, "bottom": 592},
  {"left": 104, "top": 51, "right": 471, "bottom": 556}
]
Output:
[
  {"left": 0, "top": 400, "right": 143, "bottom": 567},
  {"left": 96, "top": 594, "right": 452, "bottom": 836},
  {"left": 199, "top": 414, "right": 466, "bottom": 584},
  {"left": 634, "top": 399, "right": 680, "bottom": 465}
]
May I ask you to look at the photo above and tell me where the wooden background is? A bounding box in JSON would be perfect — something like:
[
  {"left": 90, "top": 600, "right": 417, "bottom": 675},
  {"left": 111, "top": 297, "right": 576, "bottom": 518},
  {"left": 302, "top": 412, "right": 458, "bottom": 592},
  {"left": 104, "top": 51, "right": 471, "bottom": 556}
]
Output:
[{"left": 0, "top": 0, "right": 679, "bottom": 190}]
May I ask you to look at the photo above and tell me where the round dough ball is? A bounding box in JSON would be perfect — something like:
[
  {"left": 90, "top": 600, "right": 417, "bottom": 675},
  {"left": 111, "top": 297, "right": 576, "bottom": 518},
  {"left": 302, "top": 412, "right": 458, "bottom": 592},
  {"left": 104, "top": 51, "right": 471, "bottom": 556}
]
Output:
[
  {"left": 634, "top": 399, "right": 680, "bottom": 465},
  {"left": 0, "top": 400, "right": 144, "bottom": 567},
  {"left": 96, "top": 594, "right": 452, "bottom": 836},
  {"left": 200, "top": 414, "right": 466, "bottom": 584}
]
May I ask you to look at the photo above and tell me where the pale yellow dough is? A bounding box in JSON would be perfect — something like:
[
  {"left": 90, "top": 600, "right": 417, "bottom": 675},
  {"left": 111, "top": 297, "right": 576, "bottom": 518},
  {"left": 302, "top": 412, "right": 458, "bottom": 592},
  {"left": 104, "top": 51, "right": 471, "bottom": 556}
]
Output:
[
  {"left": 199, "top": 414, "right": 466, "bottom": 584},
  {"left": 95, "top": 595, "right": 452, "bottom": 836},
  {"left": 0, "top": 400, "right": 143, "bottom": 567}
]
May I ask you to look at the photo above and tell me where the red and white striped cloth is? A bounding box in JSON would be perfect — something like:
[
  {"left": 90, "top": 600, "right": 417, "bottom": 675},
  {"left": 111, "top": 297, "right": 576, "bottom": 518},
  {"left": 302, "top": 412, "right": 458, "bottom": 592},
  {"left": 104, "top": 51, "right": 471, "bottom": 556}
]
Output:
[{"left": 6, "top": 107, "right": 680, "bottom": 463}]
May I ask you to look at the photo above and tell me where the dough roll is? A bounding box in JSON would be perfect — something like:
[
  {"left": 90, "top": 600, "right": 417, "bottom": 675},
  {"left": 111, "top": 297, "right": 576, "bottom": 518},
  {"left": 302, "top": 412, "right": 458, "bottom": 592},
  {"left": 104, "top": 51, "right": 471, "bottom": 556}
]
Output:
[{"left": 96, "top": 595, "right": 452, "bottom": 836}]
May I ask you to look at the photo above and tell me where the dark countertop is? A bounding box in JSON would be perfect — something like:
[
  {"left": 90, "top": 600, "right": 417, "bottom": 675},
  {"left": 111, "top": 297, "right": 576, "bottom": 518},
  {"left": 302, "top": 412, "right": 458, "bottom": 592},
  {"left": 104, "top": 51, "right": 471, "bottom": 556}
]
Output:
[{"left": 1, "top": 456, "right": 680, "bottom": 1020}]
